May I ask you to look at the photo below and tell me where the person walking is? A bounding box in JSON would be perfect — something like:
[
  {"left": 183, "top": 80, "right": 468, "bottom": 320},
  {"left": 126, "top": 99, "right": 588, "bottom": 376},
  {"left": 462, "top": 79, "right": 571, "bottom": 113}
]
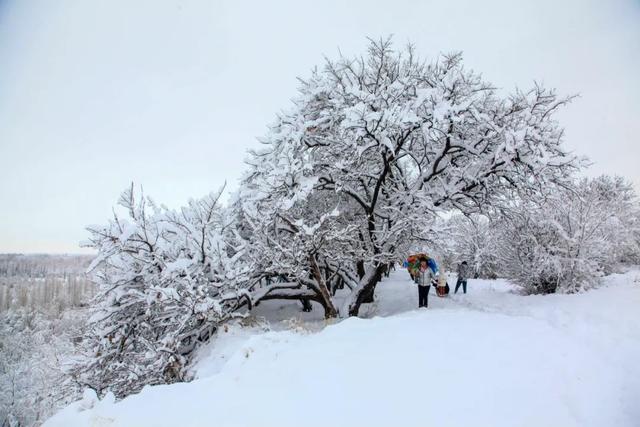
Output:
[
  {"left": 455, "top": 261, "right": 470, "bottom": 294},
  {"left": 415, "top": 259, "right": 437, "bottom": 308}
]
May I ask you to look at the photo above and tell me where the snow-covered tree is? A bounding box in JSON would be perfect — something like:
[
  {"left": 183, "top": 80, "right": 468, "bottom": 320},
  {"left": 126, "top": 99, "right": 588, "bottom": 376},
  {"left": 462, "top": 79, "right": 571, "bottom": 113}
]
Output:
[
  {"left": 242, "top": 37, "right": 578, "bottom": 315},
  {"left": 436, "top": 214, "right": 501, "bottom": 279},
  {"left": 0, "top": 306, "right": 86, "bottom": 427},
  {"left": 238, "top": 161, "right": 368, "bottom": 318},
  {"left": 586, "top": 175, "right": 640, "bottom": 267},
  {"left": 75, "top": 184, "right": 252, "bottom": 397},
  {"left": 0, "top": 255, "right": 95, "bottom": 425},
  {"left": 72, "top": 37, "right": 585, "bottom": 398}
]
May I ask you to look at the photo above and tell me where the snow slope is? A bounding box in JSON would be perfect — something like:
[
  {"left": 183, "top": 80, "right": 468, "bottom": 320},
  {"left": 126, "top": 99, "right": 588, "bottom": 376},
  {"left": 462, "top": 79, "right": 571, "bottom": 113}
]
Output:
[{"left": 45, "top": 269, "right": 640, "bottom": 427}]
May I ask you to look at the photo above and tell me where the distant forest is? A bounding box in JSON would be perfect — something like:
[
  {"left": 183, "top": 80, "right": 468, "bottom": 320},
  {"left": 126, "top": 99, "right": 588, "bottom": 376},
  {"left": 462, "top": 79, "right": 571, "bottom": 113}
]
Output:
[{"left": 0, "top": 254, "right": 95, "bottom": 312}]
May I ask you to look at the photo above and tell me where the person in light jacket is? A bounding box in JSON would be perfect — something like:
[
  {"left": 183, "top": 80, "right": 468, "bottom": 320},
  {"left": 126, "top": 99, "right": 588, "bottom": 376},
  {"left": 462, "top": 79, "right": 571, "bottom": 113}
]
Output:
[{"left": 415, "top": 259, "right": 438, "bottom": 308}]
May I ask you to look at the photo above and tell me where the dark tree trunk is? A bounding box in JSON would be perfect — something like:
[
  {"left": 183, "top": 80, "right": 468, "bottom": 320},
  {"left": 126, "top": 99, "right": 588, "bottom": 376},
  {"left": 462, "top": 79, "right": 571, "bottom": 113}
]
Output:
[
  {"left": 309, "top": 254, "right": 338, "bottom": 318},
  {"left": 384, "top": 262, "right": 393, "bottom": 277},
  {"left": 361, "top": 286, "right": 375, "bottom": 303},
  {"left": 347, "top": 264, "right": 386, "bottom": 316},
  {"left": 331, "top": 275, "right": 344, "bottom": 296},
  {"left": 356, "top": 260, "right": 365, "bottom": 280},
  {"left": 301, "top": 299, "right": 313, "bottom": 312},
  {"left": 361, "top": 264, "right": 386, "bottom": 303}
]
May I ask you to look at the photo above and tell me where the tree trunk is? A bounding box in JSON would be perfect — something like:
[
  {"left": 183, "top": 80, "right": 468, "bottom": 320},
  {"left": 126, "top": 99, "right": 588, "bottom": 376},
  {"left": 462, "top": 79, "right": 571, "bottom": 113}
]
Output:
[
  {"left": 309, "top": 254, "right": 338, "bottom": 318},
  {"left": 384, "top": 262, "right": 393, "bottom": 277},
  {"left": 301, "top": 299, "right": 313, "bottom": 312},
  {"left": 362, "top": 264, "right": 386, "bottom": 303},
  {"left": 331, "top": 276, "right": 344, "bottom": 296},
  {"left": 361, "top": 286, "right": 375, "bottom": 304},
  {"left": 346, "top": 264, "right": 386, "bottom": 317},
  {"left": 356, "top": 260, "right": 365, "bottom": 280}
]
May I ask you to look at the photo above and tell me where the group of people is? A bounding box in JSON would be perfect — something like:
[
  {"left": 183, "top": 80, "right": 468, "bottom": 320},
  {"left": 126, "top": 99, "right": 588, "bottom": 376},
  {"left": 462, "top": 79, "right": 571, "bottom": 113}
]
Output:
[{"left": 405, "top": 254, "right": 470, "bottom": 308}]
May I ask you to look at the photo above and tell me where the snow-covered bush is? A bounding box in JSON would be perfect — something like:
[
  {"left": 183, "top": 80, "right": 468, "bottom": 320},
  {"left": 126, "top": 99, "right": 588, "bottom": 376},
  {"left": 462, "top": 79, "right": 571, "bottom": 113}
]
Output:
[
  {"left": 75, "top": 185, "right": 253, "bottom": 397},
  {"left": 0, "top": 307, "right": 86, "bottom": 427},
  {"left": 495, "top": 176, "right": 640, "bottom": 293},
  {"left": 0, "top": 255, "right": 95, "bottom": 426},
  {"left": 587, "top": 176, "right": 640, "bottom": 267}
]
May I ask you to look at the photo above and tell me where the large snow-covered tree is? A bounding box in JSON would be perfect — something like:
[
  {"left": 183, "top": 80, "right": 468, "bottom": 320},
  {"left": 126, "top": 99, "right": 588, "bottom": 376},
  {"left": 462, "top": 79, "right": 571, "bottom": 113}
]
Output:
[
  {"left": 74, "top": 37, "right": 586, "bottom": 398},
  {"left": 242, "top": 37, "right": 578, "bottom": 315}
]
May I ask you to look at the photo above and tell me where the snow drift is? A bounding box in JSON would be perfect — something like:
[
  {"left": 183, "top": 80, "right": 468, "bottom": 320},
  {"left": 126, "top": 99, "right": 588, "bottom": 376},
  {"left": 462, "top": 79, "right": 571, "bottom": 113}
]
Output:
[{"left": 44, "top": 270, "right": 640, "bottom": 427}]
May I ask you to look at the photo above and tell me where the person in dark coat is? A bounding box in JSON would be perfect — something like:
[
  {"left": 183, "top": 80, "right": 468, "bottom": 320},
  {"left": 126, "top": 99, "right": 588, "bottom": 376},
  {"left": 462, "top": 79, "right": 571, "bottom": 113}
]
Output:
[{"left": 455, "top": 261, "right": 470, "bottom": 294}]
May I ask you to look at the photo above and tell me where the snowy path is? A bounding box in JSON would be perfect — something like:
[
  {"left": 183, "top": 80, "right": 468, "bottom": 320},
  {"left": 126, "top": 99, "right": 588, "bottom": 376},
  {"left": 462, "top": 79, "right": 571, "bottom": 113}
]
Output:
[
  {"left": 366, "top": 269, "right": 518, "bottom": 317},
  {"left": 45, "top": 270, "right": 640, "bottom": 427}
]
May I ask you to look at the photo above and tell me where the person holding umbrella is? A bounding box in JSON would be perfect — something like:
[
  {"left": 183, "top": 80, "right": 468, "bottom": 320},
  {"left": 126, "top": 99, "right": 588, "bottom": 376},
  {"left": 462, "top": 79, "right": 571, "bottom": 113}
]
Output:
[{"left": 414, "top": 256, "right": 438, "bottom": 308}]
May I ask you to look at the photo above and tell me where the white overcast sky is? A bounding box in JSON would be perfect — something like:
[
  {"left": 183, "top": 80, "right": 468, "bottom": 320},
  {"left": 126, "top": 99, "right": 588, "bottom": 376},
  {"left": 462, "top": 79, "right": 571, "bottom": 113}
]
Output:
[{"left": 0, "top": 0, "right": 639, "bottom": 253}]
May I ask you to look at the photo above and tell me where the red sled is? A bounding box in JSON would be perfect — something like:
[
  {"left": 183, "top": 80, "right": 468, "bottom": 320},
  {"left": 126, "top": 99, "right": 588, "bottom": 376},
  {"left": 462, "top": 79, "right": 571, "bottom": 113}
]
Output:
[{"left": 436, "top": 283, "right": 450, "bottom": 297}]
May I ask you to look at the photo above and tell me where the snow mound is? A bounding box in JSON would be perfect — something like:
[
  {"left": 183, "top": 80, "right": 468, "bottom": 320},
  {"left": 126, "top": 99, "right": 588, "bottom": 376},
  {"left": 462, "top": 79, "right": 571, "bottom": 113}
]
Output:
[{"left": 44, "top": 270, "right": 640, "bottom": 427}]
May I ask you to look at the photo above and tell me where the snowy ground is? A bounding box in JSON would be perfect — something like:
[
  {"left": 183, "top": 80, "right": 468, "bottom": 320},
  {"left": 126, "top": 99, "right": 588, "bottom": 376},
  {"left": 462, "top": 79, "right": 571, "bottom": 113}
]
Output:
[{"left": 45, "top": 269, "right": 640, "bottom": 427}]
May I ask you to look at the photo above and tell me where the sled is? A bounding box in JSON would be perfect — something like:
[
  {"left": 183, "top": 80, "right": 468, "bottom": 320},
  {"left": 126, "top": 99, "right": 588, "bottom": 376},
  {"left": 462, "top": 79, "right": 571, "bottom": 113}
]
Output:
[{"left": 435, "top": 281, "right": 450, "bottom": 298}]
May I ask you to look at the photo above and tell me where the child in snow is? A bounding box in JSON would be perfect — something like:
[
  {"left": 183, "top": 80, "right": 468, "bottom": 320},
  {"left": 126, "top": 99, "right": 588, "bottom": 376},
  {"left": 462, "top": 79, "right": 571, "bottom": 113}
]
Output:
[
  {"left": 436, "top": 273, "right": 450, "bottom": 297},
  {"left": 415, "top": 259, "right": 437, "bottom": 308},
  {"left": 455, "top": 261, "right": 470, "bottom": 294}
]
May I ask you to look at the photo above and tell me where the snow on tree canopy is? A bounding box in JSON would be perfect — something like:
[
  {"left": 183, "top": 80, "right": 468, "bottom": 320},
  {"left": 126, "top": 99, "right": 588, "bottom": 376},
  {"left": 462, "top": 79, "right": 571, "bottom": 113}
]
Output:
[
  {"left": 241, "top": 36, "right": 578, "bottom": 317},
  {"left": 76, "top": 37, "right": 583, "bottom": 399},
  {"left": 76, "top": 184, "right": 253, "bottom": 397}
]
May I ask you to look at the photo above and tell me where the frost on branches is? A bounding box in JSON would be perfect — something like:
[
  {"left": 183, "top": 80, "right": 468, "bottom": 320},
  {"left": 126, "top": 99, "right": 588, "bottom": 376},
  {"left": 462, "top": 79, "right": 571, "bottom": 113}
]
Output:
[
  {"left": 495, "top": 176, "right": 640, "bottom": 293},
  {"left": 242, "top": 37, "right": 577, "bottom": 316},
  {"left": 76, "top": 185, "right": 252, "bottom": 397},
  {"left": 0, "top": 255, "right": 93, "bottom": 427},
  {"left": 1, "top": 308, "right": 84, "bottom": 427},
  {"left": 435, "top": 214, "right": 501, "bottom": 279},
  {"left": 436, "top": 176, "right": 640, "bottom": 294},
  {"left": 76, "top": 37, "right": 584, "bottom": 397}
]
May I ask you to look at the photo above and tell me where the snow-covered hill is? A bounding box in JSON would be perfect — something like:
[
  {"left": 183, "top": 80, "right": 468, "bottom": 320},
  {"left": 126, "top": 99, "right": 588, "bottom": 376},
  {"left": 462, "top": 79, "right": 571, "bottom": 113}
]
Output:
[{"left": 45, "top": 270, "right": 640, "bottom": 427}]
